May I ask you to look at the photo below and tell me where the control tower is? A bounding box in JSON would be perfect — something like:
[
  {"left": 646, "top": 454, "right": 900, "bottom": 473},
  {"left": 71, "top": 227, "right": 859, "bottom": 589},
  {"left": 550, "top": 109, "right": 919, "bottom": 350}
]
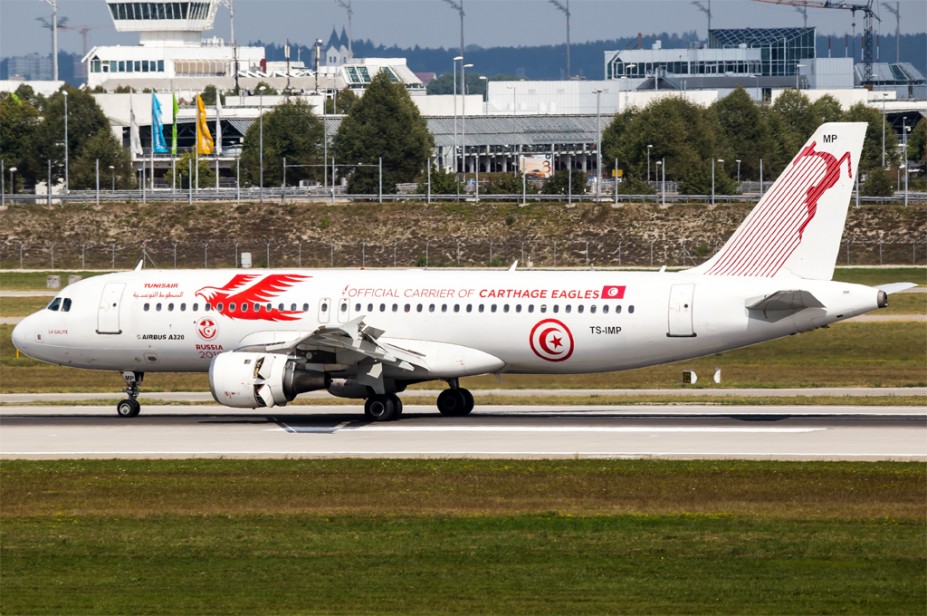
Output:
[{"left": 105, "top": 0, "right": 222, "bottom": 47}]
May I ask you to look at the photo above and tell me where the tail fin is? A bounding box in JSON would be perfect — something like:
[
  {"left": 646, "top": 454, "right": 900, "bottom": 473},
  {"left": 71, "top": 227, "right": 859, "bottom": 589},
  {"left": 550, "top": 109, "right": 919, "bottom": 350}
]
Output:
[{"left": 690, "top": 122, "right": 866, "bottom": 280}]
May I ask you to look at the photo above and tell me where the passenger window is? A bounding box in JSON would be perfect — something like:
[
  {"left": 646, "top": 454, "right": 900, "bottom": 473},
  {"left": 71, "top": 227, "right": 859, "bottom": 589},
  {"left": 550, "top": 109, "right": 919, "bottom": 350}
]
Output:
[
  {"left": 392, "top": 304, "right": 398, "bottom": 312},
  {"left": 241, "top": 303, "right": 248, "bottom": 312},
  {"left": 291, "top": 303, "right": 298, "bottom": 311},
  {"left": 229, "top": 303, "right": 236, "bottom": 312},
  {"left": 416, "top": 304, "right": 423, "bottom": 313},
  {"left": 503, "top": 305, "right": 510, "bottom": 313},
  {"left": 528, "top": 305, "right": 535, "bottom": 313},
  {"left": 454, "top": 304, "right": 460, "bottom": 313},
  {"left": 266, "top": 303, "right": 272, "bottom": 312},
  {"left": 515, "top": 305, "right": 522, "bottom": 313},
  {"left": 565, "top": 305, "right": 572, "bottom": 314},
  {"left": 404, "top": 304, "right": 411, "bottom": 313},
  {"left": 490, "top": 305, "right": 497, "bottom": 313},
  {"left": 577, "top": 305, "right": 584, "bottom": 314},
  {"left": 302, "top": 303, "right": 309, "bottom": 312},
  {"left": 355, "top": 303, "right": 361, "bottom": 312},
  {"left": 180, "top": 303, "right": 187, "bottom": 311},
  {"left": 47, "top": 298, "right": 61, "bottom": 311},
  {"left": 466, "top": 304, "right": 472, "bottom": 313},
  {"left": 616, "top": 305, "right": 622, "bottom": 314},
  {"left": 278, "top": 303, "right": 284, "bottom": 311},
  {"left": 629, "top": 305, "right": 635, "bottom": 314},
  {"left": 61, "top": 298, "right": 72, "bottom": 312},
  {"left": 380, "top": 303, "right": 386, "bottom": 312},
  {"left": 553, "top": 305, "right": 560, "bottom": 313},
  {"left": 441, "top": 304, "right": 447, "bottom": 313},
  {"left": 429, "top": 304, "right": 435, "bottom": 313},
  {"left": 540, "top": 305, "right": 547, "bottom": 313},
  {"left": 144, "top": 303, "right": 150, "bottom": 311},
  {"left": 340, "top": 302, "right": 348, "bottom": 313},
  {"left": 590, "top": 305, "right": 596, "bottom": 314},
  {"left": 367, "top": 303, "right": 374, "bottom": 312},
  {"left": 478, "top": 305, "right": 485, "bottom": 313},
  {"left": 192, "top": 303, "right": 198, "bottom": 311},
  {"left": 217, "top": 303, "right": 224, "bottom": 311},
  {"left": 156, "top": 303, "right": 163, "bottom": 311},
  {"left": 205, "top": 303, "right": 211, "bottom": 311}
]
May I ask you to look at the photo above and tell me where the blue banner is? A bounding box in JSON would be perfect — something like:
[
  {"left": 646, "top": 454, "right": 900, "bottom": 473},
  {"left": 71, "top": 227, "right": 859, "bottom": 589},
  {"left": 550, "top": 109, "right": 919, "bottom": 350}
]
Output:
[{"left": 151, "top": 93, "right": 169, "bottom": 154}]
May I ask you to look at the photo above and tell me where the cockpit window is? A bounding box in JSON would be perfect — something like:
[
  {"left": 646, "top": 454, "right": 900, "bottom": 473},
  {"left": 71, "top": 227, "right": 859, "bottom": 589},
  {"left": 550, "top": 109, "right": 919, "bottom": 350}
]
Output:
[
  {"left": 47, "top": 298, "right": 62, "bottom": 311},
  {"left": 61, "top": 298, "right": 72, "bottom": 312}
]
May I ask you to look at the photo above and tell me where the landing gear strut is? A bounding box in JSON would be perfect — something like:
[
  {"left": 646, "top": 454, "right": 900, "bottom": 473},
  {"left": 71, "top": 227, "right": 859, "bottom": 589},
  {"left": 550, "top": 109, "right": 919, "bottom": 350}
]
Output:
[
  {"left": 364, "top": 393, "right": 403, "bottom": 422},
  {"left": 436, "top": 379, "right": 475, "bottom": 416},
  {"left": 117, "top": 371, "right": 143, "bottom": 418}
]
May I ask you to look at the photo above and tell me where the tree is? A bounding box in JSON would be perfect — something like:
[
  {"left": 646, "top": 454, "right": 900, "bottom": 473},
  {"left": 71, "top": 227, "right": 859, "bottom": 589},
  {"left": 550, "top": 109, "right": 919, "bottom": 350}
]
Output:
[
  {"left": 811, "top": 94, "right": 843, "bottom": 125},
  {"left": 712, "top": 87, "right": 771, "bottom": 181},
  {"left": 908, "top": 118, "right": 927, "bottom": 166},
  {"left": 416, "top": 166, "right": 459, "bottom": 194},
  {"left": 842, "top": 103, "right": 897, "bottom": 175},
  {"left": 163, "top": 150, "right": 216, "bottom": 189},
  {"left": 0, "top": 90, "right": 42, "bottom": 187},
  {"left": 200, "top": 84, "right": 224, "bottom": 106},
  {"left": 239, "top": 99, "right": 324, "bottom": 187},
  {"left": 863, "top": 166, "right": 894, "bottom": 197},
  {"left": 68, "top": 130, "right": 133, "bottom": 190},
  {"left": 325, "top": 88, "right": 358, "bottom": 114},
  {"left": 253, "top": 82, "right": 278, "bottom": 95},
  {"left": 542, "top": 169, "right": 585, "bottom": 196},
  {"left": 769, "top": 89, "right": 817, "bottom": 167},
  {"left": 333, "top": 71, "right": 434, "bottom": 194},
  {"left": 602, "top": 96, "right": 732, "bottom": 195}
]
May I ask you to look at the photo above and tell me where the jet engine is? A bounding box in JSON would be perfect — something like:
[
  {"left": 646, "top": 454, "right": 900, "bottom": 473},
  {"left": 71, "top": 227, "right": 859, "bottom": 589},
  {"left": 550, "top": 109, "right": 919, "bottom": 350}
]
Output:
[{"left": 209, "top": 352, "right": 328, "bottom": 408}]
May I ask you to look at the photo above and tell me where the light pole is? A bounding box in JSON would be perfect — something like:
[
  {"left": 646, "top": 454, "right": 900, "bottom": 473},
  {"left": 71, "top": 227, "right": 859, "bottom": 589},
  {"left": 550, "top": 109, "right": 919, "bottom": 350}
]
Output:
[
  {"left": 109, "top": 165, "right": 115, "bottom": 191},
  {"left": 479, "top": 75, "right": 488, "bottom": 113},
  {"left": 622, "top": 63, "right": 636, "bottom": 111},
  {"left": 712, "top": 158, "right": 724, "bottom": 205},
  {"left": 646, "top": 144, "right": 652, "bottom": 184},
  {"left": 902, "top": 119, "right": 910, "bottom": 208},
  {"left": 461, "top": 62, "right": 473, "bottom": 174},
  {"left": 453, "top": 56, "right": 462, "bottom": 172},
  {"left": 258, "top": 85, "right": 266, "bottom": 202},
  {"left": 9, "top": 166, "right": 17, "bottom": 196},
  {"left": 795, "top": 64, "right": 805, "bottom": 90},
  {"left": 880, "top": 90, "right": 888, "bottom": 167},
  {"left": 593, "top": 88, "right": 603, "bottom": 201},
  {"left": 735, "top": 159, "right": 741, "bottom": 185},
  {"left": 62, "top": 89, "right": 68, "bottom": 193},
  {"left": 656, "top": 159, "right": 664, "bottom": 206},
  {"left": 506, "top": 85, "right": 516, "bottom": 114}
]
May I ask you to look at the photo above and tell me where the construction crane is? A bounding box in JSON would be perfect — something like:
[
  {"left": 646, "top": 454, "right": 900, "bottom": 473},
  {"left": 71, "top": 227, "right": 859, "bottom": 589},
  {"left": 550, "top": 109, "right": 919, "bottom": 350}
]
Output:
[
  {"left": 548, "top": 0, "right": 571, "bottom": 79},
  {"left": 753, "top": 0, "right": 879, "bottom": 86},
  {"left": 335, "top": 0, "right": 354, "bottom": 56}
]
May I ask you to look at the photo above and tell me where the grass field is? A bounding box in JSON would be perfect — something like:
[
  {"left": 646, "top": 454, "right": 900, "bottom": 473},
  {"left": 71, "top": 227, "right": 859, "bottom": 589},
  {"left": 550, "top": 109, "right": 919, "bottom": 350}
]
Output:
[{"left": 1, "top": 459, "right": 924, "bottom": 615}]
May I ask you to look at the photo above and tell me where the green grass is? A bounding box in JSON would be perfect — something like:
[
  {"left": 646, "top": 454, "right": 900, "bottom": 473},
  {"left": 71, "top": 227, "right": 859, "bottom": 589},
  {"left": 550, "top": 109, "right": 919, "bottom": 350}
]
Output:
[{"left": 1, "top": 460, "right": 924, "bottom": 615}]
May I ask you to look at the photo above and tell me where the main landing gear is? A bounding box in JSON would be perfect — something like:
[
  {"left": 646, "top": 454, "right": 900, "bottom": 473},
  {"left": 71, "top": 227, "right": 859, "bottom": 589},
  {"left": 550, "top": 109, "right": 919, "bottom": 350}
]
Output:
[
  {"left": 117, "top": 371, "right": 143, "bottom": 418},
  {"left": 362, "top": 379, "right": 475, "bottom": 422}
]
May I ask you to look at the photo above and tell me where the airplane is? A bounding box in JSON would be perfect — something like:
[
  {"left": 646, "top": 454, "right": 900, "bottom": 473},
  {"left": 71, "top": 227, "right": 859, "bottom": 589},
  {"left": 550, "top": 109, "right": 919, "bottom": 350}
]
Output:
[{"left": 12, "top": 122, "right": 915, "bottom": 421}]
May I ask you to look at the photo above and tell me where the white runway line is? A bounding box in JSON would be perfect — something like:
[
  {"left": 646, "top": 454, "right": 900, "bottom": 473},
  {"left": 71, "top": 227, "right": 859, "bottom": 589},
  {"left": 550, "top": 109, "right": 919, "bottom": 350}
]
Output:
[{"left": 343, "top": 426, "right": 823, "bottom": 433}]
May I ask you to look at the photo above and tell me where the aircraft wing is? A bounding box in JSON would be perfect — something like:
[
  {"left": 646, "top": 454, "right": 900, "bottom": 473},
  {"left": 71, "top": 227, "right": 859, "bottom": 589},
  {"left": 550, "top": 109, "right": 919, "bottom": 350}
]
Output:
[
  {"left": 235, "top": 317, "right": 505, "bottom": 378},
  {"left": 238, "top": 317, "right": 421, "bottom": 372}
]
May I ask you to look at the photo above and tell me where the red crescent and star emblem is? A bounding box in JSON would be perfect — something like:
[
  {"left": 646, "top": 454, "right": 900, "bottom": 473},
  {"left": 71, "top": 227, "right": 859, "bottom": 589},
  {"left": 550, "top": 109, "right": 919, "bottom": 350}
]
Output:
[
  {"left": 529, "top": 318, "right": 574, "bottom": 362},
  {"left": 196, "top": 316, "right": 218, "bottom": 340}
]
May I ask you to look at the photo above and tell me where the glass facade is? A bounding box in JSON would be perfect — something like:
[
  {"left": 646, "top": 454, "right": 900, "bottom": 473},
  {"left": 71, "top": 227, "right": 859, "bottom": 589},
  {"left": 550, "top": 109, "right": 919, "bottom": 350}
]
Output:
[{"left": 108, "top": 2, "right": 212, "bottom": 21}]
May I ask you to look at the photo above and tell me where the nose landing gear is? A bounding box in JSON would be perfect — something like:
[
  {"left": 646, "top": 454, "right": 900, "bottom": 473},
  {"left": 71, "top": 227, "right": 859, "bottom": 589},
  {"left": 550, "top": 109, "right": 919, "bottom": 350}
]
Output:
[{"left": 117, "top": 371, "right": 143, "bottom": 418}]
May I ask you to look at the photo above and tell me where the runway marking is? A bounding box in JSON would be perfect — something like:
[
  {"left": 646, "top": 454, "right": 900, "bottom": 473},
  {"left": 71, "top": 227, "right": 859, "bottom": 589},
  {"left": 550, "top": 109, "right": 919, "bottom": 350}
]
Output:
[{"left": 337, "top": 426, "right": 824, "bottom": 434}]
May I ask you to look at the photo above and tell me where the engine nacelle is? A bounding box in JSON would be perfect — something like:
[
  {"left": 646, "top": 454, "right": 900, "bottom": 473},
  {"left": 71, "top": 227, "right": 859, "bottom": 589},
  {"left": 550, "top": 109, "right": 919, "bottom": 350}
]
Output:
[{"left": 209, "top": 352, "right": 328, "bottom": 408}]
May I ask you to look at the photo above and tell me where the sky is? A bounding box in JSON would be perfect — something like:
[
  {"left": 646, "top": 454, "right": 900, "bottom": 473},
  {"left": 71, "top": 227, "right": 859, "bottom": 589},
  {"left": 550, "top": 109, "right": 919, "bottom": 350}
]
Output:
[{"left": 1, "top": 0, "right": 925, "bottom": 58}]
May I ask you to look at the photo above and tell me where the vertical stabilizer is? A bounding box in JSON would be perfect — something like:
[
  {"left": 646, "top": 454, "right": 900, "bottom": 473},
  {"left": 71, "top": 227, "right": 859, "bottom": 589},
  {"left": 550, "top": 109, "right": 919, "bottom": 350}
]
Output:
[{"left": 690, "top": 122, "right": 866, "bottom": 280}]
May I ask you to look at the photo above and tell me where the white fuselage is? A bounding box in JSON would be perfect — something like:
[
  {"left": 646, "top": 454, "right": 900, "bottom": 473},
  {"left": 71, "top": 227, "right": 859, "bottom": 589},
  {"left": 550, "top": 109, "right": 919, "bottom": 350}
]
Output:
[{"left": 13, "top": 268, "right": 882, "bottom": 380}]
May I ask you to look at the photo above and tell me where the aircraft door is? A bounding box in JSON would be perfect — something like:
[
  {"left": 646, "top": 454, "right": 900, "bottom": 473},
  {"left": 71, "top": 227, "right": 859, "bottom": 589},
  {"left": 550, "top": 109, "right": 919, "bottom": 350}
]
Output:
[
  {"left": 97, "top": 282, "right": 126, "bottom": 334},
  {"left": 667, "top": 284, "right": 696, "bottom": 337},
  {"left": 318, "top": 298, "right": 331, "bottom": 324}
]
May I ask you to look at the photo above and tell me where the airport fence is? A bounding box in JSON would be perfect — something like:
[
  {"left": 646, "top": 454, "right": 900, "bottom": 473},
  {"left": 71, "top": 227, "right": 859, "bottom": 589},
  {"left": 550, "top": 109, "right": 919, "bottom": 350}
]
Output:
[{"left": 1, "top": 237, "right": 924, "bottom": 270}]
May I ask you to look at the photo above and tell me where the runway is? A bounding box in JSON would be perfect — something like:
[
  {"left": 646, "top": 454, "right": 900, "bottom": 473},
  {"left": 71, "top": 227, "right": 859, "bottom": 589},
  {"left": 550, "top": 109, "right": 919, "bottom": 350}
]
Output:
[{"left": 1, "top": 402, "right": 924, "bottom": 461}]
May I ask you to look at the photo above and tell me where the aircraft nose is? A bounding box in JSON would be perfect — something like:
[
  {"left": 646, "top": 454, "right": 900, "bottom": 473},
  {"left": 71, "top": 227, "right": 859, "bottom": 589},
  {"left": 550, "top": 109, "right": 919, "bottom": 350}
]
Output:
[{"left": 11, "top": 314, "right": 38, "bottom": 356}]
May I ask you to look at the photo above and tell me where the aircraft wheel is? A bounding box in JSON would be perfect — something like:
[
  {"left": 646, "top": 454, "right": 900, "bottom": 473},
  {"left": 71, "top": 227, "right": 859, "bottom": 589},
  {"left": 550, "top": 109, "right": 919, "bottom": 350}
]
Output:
[
  {"left": 364, "top": 394, "right": 399, "bottom": 422},
  {"left": 116, "top": 398, "right": 141, "bottom": 418},
  {"left": 437, "top": 388, "right": 471, "bottom": 416},
  {"left": 390, "top": 394, "right": 404, "bottom": 417},
  {"left": 460, "top": 388, "right": 475, "bottom": 413}
]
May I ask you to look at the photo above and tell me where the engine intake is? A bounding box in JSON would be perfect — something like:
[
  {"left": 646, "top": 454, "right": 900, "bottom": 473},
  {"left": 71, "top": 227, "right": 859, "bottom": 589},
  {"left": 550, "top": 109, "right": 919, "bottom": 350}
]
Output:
[{"left": 209, "top": 352, "right": 328, "bottom": 408}]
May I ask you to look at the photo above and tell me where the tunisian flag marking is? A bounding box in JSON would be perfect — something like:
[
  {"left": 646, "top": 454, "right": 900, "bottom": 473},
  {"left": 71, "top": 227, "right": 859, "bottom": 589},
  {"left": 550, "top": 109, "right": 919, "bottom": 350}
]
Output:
[
  {"left": 601, "top": 285, "right": 626, "bottom": 299},
  {"left": 530, "top": 319, "right": 574, "bottom": 362}
]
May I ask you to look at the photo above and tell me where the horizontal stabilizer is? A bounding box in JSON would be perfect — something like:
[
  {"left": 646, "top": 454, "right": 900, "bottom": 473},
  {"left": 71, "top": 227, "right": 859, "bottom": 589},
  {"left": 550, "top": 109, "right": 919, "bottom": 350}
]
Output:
[
  {"left": 747, "top": 290, "right": 824, "bottom": 320},
  {"left": 876, "top": 282, "right": 917, "bottom": 295}
]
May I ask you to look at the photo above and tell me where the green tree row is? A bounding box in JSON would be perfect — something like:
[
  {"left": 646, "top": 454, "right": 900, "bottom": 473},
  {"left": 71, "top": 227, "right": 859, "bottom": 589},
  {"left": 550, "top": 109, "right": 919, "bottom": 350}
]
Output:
[
  {"left": 602, "top": 88, "right": 924, "bottom": 197},
  {"left": 1, "top": 85, "right": 134, "bottom": 191}
]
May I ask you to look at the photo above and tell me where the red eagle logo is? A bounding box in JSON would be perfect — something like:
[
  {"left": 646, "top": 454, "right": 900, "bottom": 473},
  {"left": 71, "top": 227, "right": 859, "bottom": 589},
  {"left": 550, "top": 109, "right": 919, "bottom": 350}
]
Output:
[{"left": 195, "top": 274, "right": 310, "bottom": 321}]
